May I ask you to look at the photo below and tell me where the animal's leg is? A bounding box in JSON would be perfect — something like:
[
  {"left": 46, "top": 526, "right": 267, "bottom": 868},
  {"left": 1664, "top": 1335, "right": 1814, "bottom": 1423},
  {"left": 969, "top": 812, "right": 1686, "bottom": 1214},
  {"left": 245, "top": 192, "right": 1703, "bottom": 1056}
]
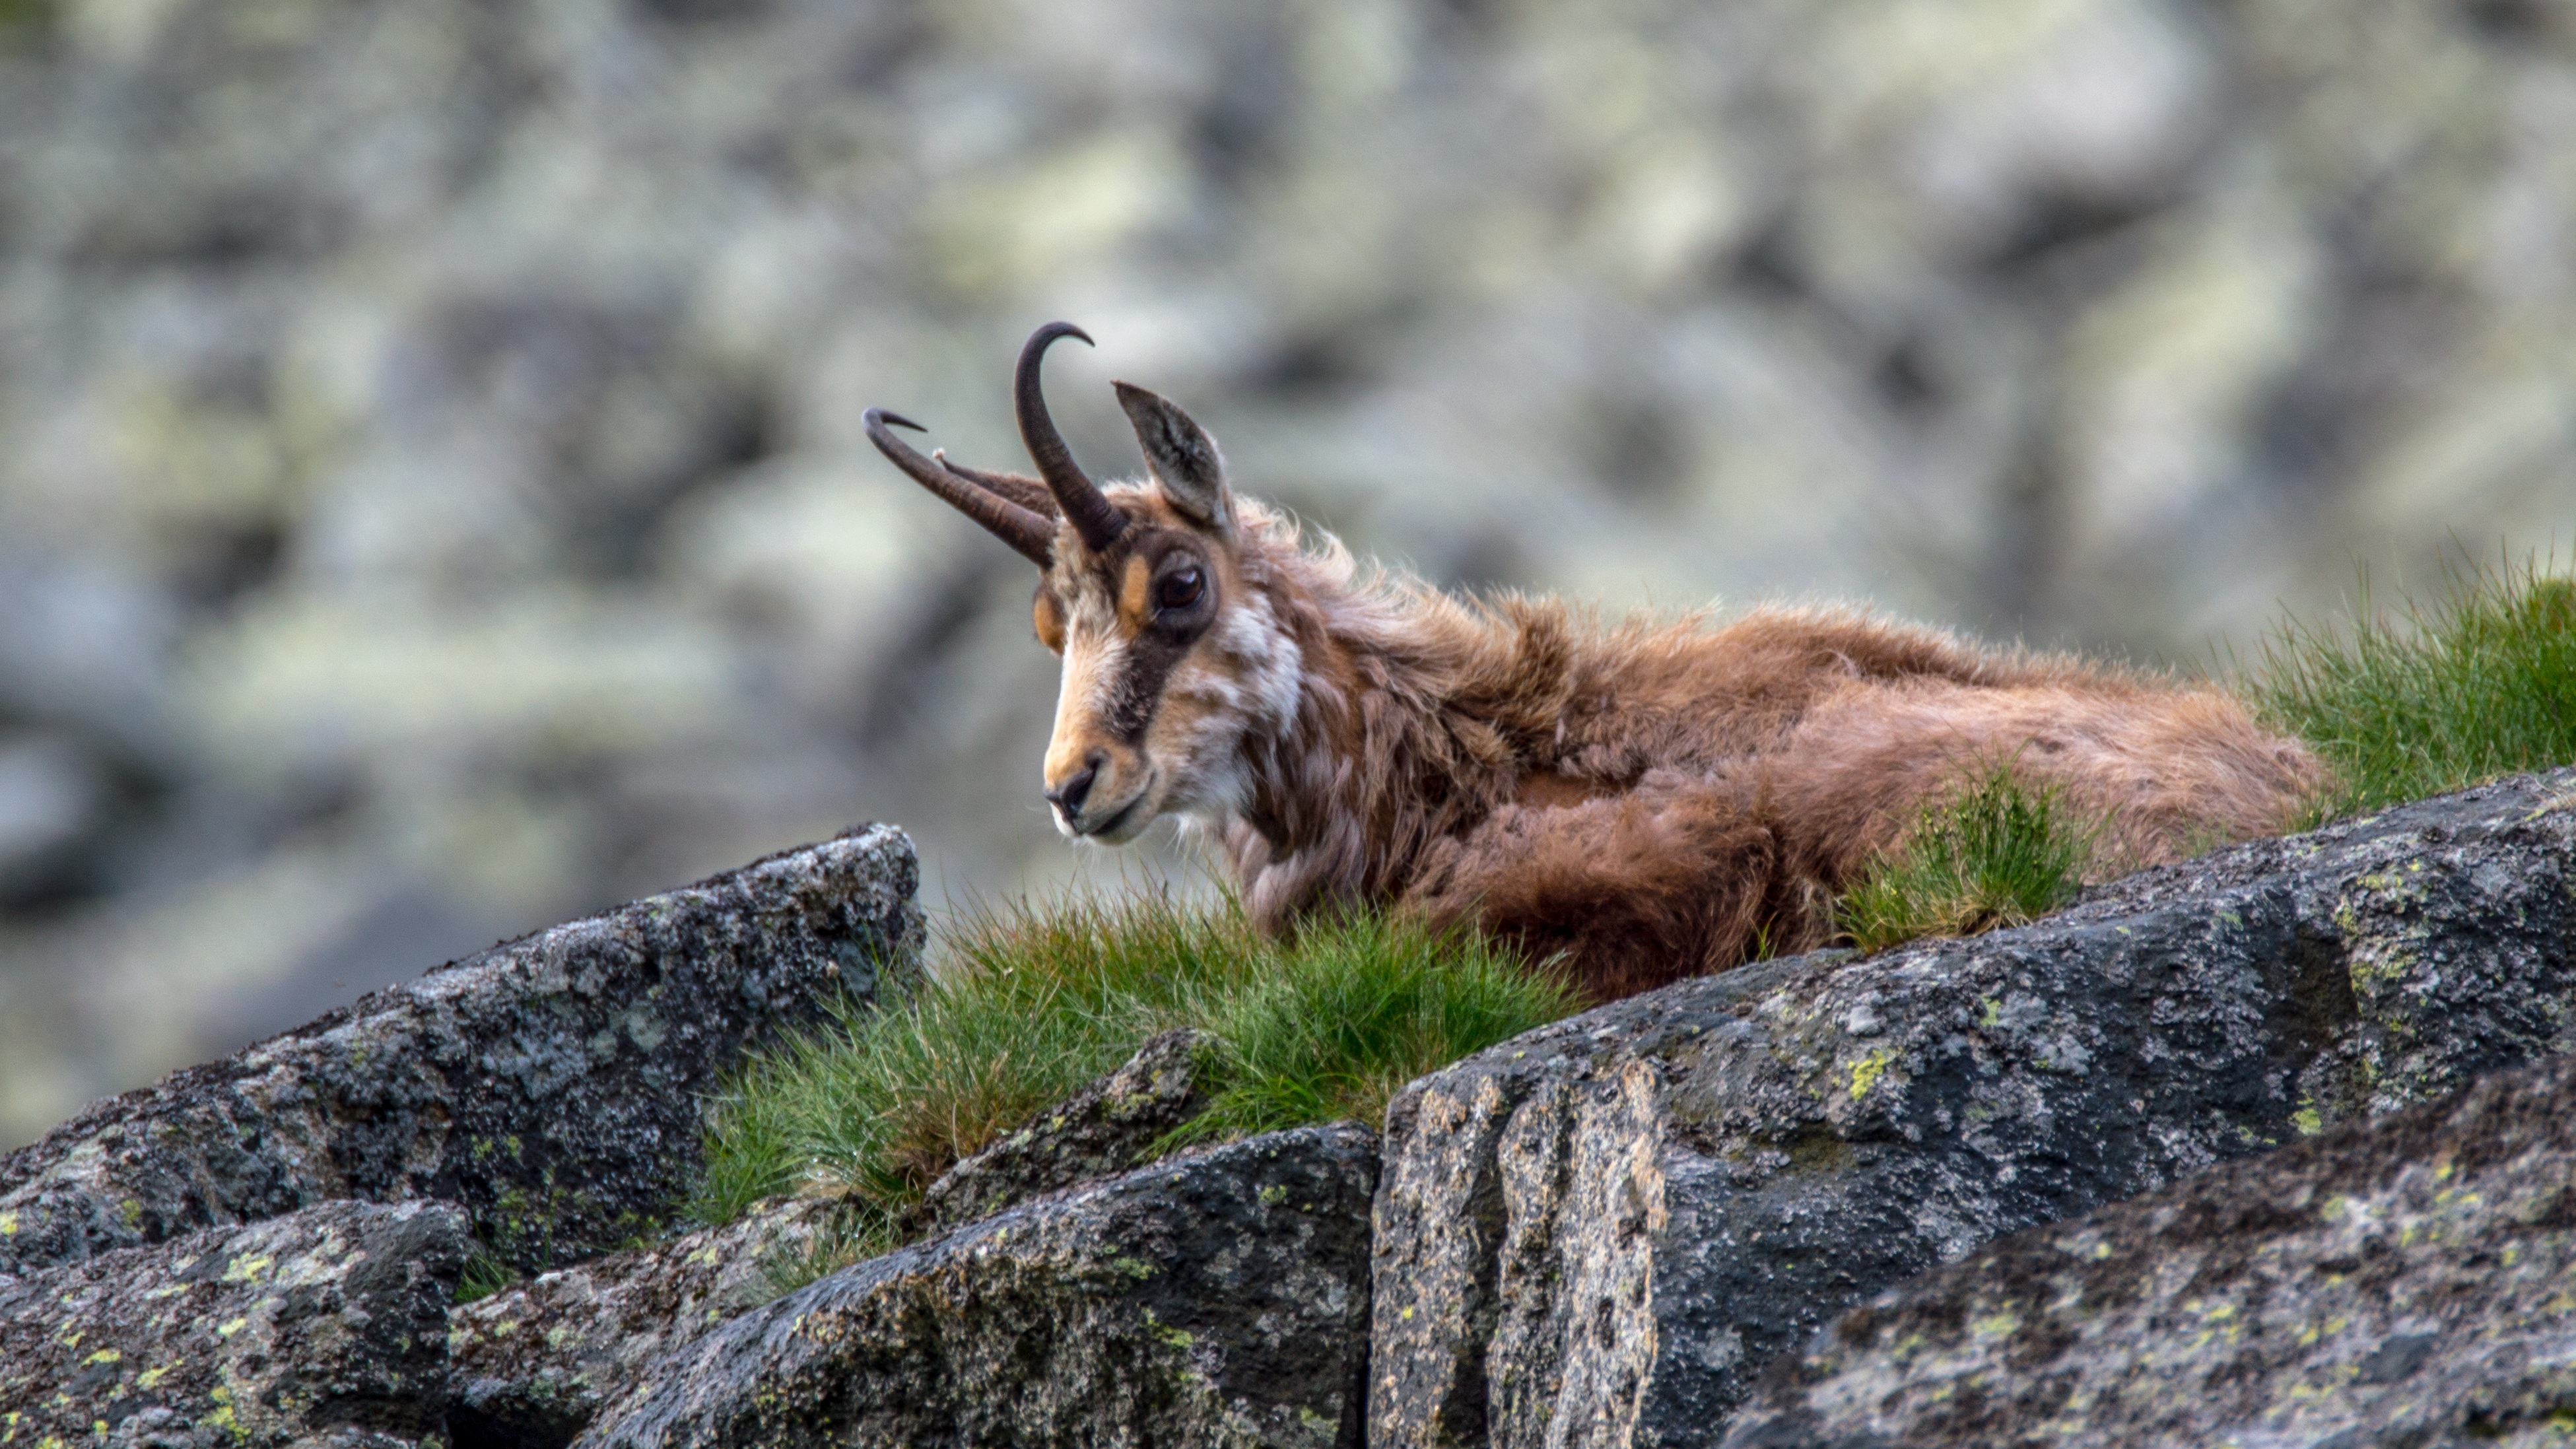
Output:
[{"left": 1406, "top": 778, "right": 1827, "bottom": 1001}]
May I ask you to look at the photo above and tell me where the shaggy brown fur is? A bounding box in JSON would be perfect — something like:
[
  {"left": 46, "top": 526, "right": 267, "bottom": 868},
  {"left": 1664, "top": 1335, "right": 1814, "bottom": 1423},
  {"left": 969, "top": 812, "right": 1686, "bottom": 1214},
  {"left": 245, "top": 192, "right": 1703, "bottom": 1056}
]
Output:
[
  {"left": 1196, "top": 514, "right": 2321, "bottom": 1000},
  {"left": 872, "top": 332, "right": 2327, "bottom": 1003}
]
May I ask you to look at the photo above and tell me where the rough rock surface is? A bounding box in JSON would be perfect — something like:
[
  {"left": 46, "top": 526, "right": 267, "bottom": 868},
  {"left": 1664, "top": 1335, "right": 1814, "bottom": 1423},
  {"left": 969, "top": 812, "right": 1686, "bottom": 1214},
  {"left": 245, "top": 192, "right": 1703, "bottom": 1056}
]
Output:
[
  {"left": 1371, "top": 770, "right": 2576, "bottom": 1449},
  {"left": 0, "top": 826, "right": 922, "bottom": 1278},
  {"left": 0, "top": 1199, "right": 466, "bottom": 1449},
  {"left": 1723, "top": 1050, "right": 2576, "bottom": 1447},
  {"left": 448, "top": 1196, "right": 849, "bottom": 1449},
  {"left": 916, "top": 1027, "right": 1211, "bottom": 1235},
  {"left": 578, "top": 1124, "right": 1380, "bottom": 1449}
]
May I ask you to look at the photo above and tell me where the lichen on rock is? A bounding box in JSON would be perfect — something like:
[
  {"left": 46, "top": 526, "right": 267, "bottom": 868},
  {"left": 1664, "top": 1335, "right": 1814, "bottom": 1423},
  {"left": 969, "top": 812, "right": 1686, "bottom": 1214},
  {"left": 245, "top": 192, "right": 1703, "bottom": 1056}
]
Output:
[
  {"left": 0, "top": 1199, "right": 467, "bottom": 1449},
  {"left": 576, "top": 1124, "right": 1380, "bottom": 1449},
  {"left": 1722, "top": 1048, "right": 2576, "bottom": 1446},
  {"left": 0, "top": 825, "right": 924, "bottom": 1279},
  {"left": 1371, "top": 768, "right": 2576, "bottom": 1448},
  {"left": 448, "top": 1195, "right": 852, "bottom": 1449}
]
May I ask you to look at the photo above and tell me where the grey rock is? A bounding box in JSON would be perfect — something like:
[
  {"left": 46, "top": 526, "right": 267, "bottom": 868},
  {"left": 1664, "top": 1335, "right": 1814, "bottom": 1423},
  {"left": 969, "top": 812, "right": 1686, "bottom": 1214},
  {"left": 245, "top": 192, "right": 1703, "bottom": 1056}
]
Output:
[
  {"left": 0, "top": 826, "right": 922, "bottom": 1278},
  {"left": 449, "top": 1025, "right": 1217, "bottom": 1449},
  {"left": 1369, "top": 770, "right": 2576, "bottom": 1449},
  {"left": 1722, "top": 1050, "right": 2576, "bottom": 1447},
  {"left": 0, "top": 1198, "right": 466, "bottom": 1449},
  {"left": 916, "top": 1026, "right": 1212, "bottom": 1235},
  {"left": 577, "top": 1124, "right": 1380, "bottom": 1449},
  {"left": 448, "top": 1196, "right": 851, "bottom": 1449}
]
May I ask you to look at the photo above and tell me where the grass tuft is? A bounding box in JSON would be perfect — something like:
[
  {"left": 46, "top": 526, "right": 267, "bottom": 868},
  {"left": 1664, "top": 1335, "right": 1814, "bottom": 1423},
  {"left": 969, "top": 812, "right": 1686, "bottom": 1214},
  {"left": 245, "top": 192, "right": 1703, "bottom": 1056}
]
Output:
[
  {"left": 1170, "top": 912, "right": 1572, "bottom": 1147},
  {"left": 454, "top": 1242, "right": 523, "bottom": 1305},
  {"left": 1836, "top": 763, "right": 2097, "bottom": 954},
  {"left": 2246, "top": 554, "right": 2576, "bottom": 820},
  {"left": 691, "top": 891, "right": 1575, "bottom": 1263}
]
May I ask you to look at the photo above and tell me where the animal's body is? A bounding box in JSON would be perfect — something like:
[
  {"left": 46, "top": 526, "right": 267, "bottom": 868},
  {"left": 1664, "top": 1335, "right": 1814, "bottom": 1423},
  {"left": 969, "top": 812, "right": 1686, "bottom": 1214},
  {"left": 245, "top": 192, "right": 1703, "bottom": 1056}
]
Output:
[{"left": 871, "top": 324, "right": 2325, "bottom": 1001}]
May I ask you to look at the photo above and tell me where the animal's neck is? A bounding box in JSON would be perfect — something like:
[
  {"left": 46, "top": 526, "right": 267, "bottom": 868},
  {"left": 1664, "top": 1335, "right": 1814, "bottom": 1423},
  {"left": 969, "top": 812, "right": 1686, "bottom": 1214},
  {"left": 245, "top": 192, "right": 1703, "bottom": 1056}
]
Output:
[{"left": 1219, "top": 558, "right": 1557, "bottom": 932}]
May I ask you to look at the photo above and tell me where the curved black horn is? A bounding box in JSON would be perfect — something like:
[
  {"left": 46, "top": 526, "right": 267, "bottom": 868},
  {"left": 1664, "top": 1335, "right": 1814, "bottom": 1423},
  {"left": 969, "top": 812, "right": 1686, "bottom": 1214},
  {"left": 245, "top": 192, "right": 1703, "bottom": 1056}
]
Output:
[
  {"left": 865, "top": 409, "right": 1055, "bottom": 567},
  {"left": 1015, "top": 322, "right": 1126, "bottom": 553},
  {"left": 930, "top": 451, "right": 1059, "bottom": 519}
]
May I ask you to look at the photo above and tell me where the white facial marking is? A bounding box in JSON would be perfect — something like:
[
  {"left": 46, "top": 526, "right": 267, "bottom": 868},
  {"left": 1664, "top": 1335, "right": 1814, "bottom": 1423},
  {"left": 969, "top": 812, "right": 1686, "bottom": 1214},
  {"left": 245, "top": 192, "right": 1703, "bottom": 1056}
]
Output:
[
  {"left": 1140, "top": 587, "right": 1299, "bottom": 828},
  {"left": 1219, "top": 591, "right": 1303, "bottom": 732}
]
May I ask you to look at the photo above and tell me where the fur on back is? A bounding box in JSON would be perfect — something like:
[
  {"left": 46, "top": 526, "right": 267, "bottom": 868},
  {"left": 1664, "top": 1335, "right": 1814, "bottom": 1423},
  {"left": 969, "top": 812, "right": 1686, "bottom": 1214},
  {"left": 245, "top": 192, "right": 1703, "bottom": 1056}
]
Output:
[{"left": 1198, "top": 500, "right": 2322, "bottom": 1000}]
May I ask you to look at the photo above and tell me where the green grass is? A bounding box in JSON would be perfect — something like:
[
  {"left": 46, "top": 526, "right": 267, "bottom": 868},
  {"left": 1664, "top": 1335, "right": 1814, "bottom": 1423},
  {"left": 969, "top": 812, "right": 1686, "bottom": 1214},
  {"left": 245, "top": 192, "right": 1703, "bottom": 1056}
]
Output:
[
  {"left": 1169, "top": 911, "right": 1582, "bottom": 1146},
  {"left": 2245, "top": 555, "right": 2576, "bottom": 820},
  {"left": 691, "top": 891, "right": 1575, "bottom": 1271},
  {"left": 1835, "top": 763, "right": 2099, "bottom": 954},
  {"left": 454, "top": 1242, "right": 524, "bottom": 1305}
]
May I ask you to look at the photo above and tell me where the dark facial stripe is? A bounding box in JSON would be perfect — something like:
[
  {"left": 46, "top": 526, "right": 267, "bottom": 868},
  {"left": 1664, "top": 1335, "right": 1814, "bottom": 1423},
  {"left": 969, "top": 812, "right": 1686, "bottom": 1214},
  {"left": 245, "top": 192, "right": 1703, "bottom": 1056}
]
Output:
[
  {"left": 1105, "top": 628, "right": 1192, "bottom": 743},
  {"left": 1094, "top": 533, "right": 1214, "bottom": 743}
]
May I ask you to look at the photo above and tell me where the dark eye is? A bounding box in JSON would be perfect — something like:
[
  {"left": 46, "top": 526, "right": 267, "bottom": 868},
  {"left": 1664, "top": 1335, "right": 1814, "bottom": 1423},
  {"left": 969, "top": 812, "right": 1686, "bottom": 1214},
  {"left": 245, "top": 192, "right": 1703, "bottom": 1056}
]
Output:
[{"left": 1155, "top": 567, "right": 1205, "bottom": 612}]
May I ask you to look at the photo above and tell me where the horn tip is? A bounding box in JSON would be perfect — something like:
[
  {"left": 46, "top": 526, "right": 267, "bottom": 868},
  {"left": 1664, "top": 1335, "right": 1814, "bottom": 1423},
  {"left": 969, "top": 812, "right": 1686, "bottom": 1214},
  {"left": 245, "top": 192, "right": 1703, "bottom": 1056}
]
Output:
[{"left": 866, "top": 409, "right": 926, "bottom": 433}]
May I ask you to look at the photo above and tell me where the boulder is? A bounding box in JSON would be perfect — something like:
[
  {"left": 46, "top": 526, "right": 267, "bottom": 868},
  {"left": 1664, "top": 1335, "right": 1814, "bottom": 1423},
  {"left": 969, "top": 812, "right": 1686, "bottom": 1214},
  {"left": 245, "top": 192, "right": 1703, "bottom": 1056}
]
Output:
[
  {"left": 0, "top": 1199, "right": 467, "bottom": 1449},
  {"left": 576, "top": 1124, "right": 1380, "bottom": 1449},
  {"left": 448, "top": 1196, "right": 850, "bottom": 1449},
  {"left": 1369, "top": 770, "right": 2576, "bottom": 1449},
  {"left": 449, "top": 1028, "right": 1216, "bottom": 1448},
  {"left": 0, "top": 825, "right": 923, "bottom": 1278},
  {"left": 915, "top": 1027, "right": 1211, "bottom": 1235},
  {"left": 1722, "top": 1050, "right": 2576, "bottom": 1446}
]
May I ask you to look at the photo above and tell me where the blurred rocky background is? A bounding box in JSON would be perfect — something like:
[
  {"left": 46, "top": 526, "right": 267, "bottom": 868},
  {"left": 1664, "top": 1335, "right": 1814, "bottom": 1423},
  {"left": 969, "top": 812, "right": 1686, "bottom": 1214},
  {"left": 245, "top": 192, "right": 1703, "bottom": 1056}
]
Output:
[{"left": 0, "top": 0, "right": 2569, "bottom": 1145}]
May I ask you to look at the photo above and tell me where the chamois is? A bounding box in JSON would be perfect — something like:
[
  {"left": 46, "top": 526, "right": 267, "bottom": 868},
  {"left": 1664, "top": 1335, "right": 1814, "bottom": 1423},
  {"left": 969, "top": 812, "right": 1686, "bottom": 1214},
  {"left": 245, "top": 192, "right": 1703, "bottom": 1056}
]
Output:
[{"left": 868, "top": 323, "right": 2324, "bottom": 1001}]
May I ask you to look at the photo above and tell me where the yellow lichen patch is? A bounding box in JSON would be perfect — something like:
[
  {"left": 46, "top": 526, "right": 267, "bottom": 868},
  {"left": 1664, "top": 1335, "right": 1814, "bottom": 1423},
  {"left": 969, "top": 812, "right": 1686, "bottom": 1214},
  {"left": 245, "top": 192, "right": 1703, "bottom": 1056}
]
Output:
[
  {"left": 0, "top": 1212, "right": 17, "bottom": 1236},
  {"left": 2293, "top": 1106, "right": 2323, "bottom": 1137},
  {"left": 134, "top": 1362, "right": 176, "bottom": 1391},
  {"left": 1848, "top": 1048, "right": 1898, "bottom": 1102},
  {"left": 82, "top": 1349, "right": 121, "bottom": 1366},
  {"left": 203, "top": 1386, "right": 247, "bottom": 1446},
  {"left": 1970, "top": 1311, "right": 2020, "bottom": 1339},
  {"left": 215, "top": 1318, "right": 248, "bottom": 1338},
  {"left": 219, "top": 1254, "right": 273, "bottom": 1284}
]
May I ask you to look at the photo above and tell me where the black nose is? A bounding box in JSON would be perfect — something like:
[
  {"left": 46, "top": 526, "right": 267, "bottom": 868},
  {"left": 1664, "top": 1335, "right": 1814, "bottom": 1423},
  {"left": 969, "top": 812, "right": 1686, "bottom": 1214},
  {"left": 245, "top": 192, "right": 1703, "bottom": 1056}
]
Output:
[{"left": 1046, "top": 756, "right": 1102, "bottom": 819}]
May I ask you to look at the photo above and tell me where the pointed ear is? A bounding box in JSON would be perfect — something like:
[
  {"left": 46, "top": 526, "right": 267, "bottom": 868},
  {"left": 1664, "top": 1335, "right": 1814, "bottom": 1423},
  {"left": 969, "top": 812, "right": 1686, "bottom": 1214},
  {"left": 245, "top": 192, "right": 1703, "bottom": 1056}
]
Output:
[{"left": 1114, "top": 382, "right": 1232, "bottom": 535}]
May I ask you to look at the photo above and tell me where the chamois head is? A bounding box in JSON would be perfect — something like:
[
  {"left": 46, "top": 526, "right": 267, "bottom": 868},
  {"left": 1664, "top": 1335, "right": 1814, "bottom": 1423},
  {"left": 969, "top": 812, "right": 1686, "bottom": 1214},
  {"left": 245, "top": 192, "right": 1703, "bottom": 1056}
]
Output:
[{"left": 867, "top": 323, "right": 1299, "bottom": 844}]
